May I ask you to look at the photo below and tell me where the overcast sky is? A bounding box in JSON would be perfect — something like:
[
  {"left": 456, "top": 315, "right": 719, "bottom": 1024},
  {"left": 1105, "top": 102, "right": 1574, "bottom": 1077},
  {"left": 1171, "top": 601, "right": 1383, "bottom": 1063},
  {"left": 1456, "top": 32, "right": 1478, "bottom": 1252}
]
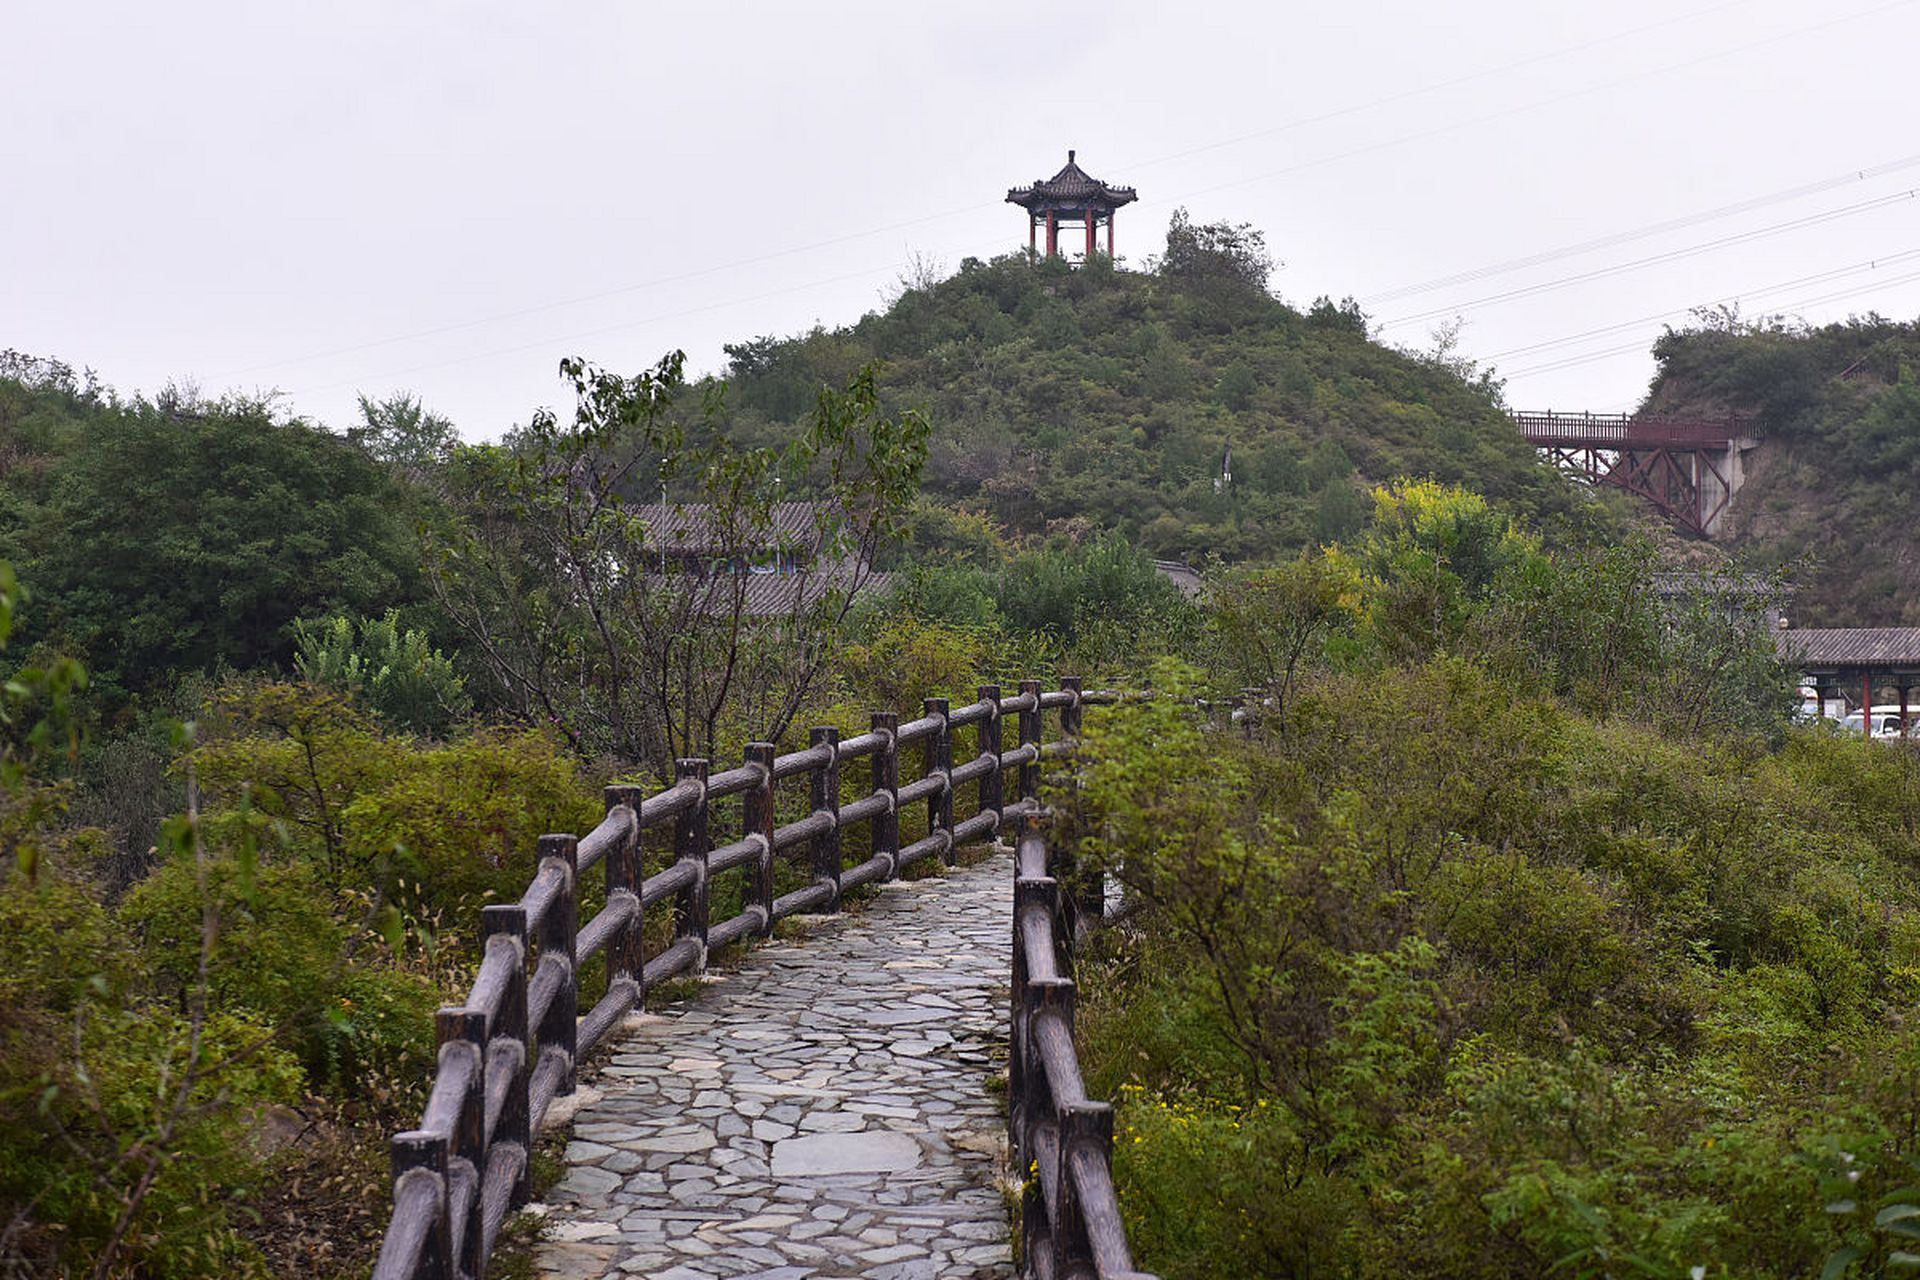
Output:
[{"left": 7, "top": 0, "right": 1920, "bottom": 438}]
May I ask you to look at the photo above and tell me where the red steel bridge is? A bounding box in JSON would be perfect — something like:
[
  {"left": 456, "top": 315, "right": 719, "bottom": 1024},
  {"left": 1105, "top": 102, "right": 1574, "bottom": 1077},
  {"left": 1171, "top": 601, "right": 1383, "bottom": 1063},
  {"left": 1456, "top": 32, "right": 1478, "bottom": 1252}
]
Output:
[{"left": 1511, "top": 410, "right": 1762, "bottom": 537}]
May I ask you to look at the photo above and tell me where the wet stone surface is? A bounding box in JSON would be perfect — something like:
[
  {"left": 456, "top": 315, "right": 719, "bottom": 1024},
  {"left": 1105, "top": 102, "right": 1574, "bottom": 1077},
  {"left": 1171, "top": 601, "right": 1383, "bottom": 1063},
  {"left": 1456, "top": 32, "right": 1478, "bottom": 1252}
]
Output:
[{"left": 532, "top": 853, "right": 1015, "bottom": 1279}]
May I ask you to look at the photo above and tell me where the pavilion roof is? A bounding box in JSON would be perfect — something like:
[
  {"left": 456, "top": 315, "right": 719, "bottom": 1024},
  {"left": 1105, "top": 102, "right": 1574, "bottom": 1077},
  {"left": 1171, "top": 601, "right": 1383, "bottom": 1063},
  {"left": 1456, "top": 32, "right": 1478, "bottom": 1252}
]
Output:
[
  {"left": 1777, "top": 627, "right": 1920, "bottom": 670},
  {"left": 1007, "top": 151, "right": 1138, "bottom": 211}
]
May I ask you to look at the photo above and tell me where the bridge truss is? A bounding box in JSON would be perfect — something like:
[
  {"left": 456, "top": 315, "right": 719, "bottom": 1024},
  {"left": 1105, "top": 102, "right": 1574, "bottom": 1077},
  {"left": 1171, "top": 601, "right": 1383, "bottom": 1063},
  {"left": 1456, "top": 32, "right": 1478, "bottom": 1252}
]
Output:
[{"left": 1512, "top": 411, "right": 1758, "bottom": 538}]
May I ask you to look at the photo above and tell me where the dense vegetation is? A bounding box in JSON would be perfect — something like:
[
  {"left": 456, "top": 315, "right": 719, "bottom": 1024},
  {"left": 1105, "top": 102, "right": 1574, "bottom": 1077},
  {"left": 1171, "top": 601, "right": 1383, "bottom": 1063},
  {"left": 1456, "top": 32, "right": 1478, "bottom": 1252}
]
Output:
[
  {"left": 0, "top": 217, "right": 1910, "bottom": 1278},
  {"left": 1644, "top": 312, "right": 1920, "bottom": 624},
  {"left": 1065, "top": 483, "right": 1920, "bottom": 1278},
  {"left": 703, "top": 227, "right": 1608, "bottom": 563}
]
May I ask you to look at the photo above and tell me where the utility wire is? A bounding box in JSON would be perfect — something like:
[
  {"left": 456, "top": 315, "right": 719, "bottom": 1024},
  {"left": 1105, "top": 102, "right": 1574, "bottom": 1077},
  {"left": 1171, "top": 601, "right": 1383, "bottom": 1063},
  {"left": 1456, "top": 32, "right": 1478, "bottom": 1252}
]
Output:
[
  {"left": 1114, "top": 0, "right": 1760, "bottom": 177},
  {"left": 1379, "top": 186, "right": 1920, "bottom": 329},
  {"left": 1499, "top": 265, "right": 1920, "bottom": 379},
  {"left": 1134, "top": 0, "right": 1918, "bottom": 214},
  {"left": 290, "top": 0, "right": 1918, "bottom": 404},
  {"left": 1479, "top": 250, "right": 1920, "bottom": 361},
  {"left": 1364, "top": 154, "right": 1920, "bottom": 305},
  {"left": 236, "top": 0, "right": 1794, "bottom": 386}
]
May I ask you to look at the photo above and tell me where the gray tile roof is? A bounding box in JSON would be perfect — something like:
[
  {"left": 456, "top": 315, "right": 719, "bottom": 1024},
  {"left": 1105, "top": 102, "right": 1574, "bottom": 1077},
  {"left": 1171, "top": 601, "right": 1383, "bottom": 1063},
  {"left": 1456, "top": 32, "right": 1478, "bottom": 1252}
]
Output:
[
  {"left": 1777, "top": 627, "right": 1920, "bottom": 669},
  {"left": 644, "top": 568, "right": 891, "bottom": 618},
  {"left": 641, "top": 501, "right": 829, "bottom": 555}
]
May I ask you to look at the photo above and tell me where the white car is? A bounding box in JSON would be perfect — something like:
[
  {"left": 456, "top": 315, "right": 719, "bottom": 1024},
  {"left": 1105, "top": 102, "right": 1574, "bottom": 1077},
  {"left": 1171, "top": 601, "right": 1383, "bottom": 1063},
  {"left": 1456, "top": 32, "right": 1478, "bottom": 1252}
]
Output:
[{"left": 1838, "top": 708, "right": 1917, "bottom": 739}]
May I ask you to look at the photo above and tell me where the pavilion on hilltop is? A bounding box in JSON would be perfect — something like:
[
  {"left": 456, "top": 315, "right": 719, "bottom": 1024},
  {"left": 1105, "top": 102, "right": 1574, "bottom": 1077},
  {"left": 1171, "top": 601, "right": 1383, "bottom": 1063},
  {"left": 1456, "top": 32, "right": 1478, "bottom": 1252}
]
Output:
[{"left": 1007, "top": 150, "right": 1137, "bottom": 259}]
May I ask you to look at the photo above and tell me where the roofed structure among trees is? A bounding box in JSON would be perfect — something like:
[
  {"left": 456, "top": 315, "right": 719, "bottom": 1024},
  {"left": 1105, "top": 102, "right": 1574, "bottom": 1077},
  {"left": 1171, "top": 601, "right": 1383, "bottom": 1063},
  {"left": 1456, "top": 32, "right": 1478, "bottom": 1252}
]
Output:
[{"left": 1007, "top": 150, "right": 1137, "bottom": 259}]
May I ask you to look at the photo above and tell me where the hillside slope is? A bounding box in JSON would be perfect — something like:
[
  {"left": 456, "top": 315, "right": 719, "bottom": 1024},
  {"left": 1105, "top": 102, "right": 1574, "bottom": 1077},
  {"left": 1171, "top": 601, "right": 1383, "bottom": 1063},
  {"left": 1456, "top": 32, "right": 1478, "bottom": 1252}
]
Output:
[
  {"left": 1643, "top": 316, "right": 1920, "bottom": 624},
  {"left": 701, "top": 247, "right": 1604, "bottom": 563}
]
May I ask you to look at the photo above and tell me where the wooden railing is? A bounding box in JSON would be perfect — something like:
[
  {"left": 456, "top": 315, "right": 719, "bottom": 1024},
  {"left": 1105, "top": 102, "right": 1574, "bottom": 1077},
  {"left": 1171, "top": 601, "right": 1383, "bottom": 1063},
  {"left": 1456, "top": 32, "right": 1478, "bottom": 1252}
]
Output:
[
  {"left": 370, "top": 676, "right": 1134, "bottom": 1280},
  {"left": 1009, "top": 814, "right": 1157, "bottom": 1280}
]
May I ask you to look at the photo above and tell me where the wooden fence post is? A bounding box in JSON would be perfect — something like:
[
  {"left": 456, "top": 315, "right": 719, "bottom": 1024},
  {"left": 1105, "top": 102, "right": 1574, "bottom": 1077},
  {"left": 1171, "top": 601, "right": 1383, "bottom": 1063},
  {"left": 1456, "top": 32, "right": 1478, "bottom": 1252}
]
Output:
[
  {"left": 744, "top": 744, "right": 777, "bottom": 935},
  {"left": 811, "top": 726, "right": 841, "bottom": 910},
  {"left": 1057, "top": 1100, "right": 1115, "bottom": 1275},
  {"left": 390, "top": 1130, "right": 452, "bottom": 1280},
  {"left": 603, "top": 785, "right": 645, "bottom": 1008},
  {"left": 977, "top": 684, "right": 1002, "bottom": 832},
  {"left": 674, "top": 759, "right": 710, "bottom": 970},
  {"left": 873, "top": 711, "right": 899, "bottom": 879},
  {"left": 435, "top": 1007, "right": 486, "bottom": 1277},
  {"left": 535, "top": 834, "right": 578, "bottom": 1097},
  {"left": 1056, "top": 677, "right": 1103, "bottom": 935},
  {"left": 1018, "top": 677, "right": 1042, "bottom": 803},
  {"left": 924, "top": 697, "right": 953, "bottom": 866},
  {"left": 481, "top": 903, "right": 531, "bottom": 1206},
  {"left": 1009, "top": 875, "right": 1060, "bottom": 1171}
]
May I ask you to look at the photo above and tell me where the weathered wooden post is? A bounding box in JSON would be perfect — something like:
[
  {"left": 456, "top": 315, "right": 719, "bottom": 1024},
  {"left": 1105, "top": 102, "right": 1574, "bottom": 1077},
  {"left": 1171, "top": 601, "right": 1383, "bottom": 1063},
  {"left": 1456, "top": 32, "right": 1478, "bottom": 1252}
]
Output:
[
  {"left": 744, "top": 744, "right": 777, "bottom": 935},
  {"left": 389, "top": 1130, "right": 453, "bottom": 1280},
  {"left": 1058, "top": 1100, "right": 1115, "bottom": 1274},
  {"left": 1018, "top": 677, "right": 1043, "bottom": 803},
  {"left": 534, "top": 834, "right": 578, "bottom": 1097},
  {"left": 1057, "top": 677, "right": 1103, "bottom": 934},
  {"left": 603, "top": 785, "right": 645, "bottom": 1007},
  {"left": 480, "top": 903, "right": 530, "bottom": 1206},
  {"left": 674, "top": 759, "right": 710, "bottom": 970},
  {"left": 811, "top": 726, "right": 841, "bottom": 909},
  {"left": 873, "top": 711, "right": 900, "bottom": 879},
  {"left": 1009, "top": 874, "right": 1060, "bottom": 1171},
  {"left": 977, "top": 684, "right": 1002, "bottom": 833},
  {"left": 924, "top": 697, "right": 953, "bottom": 865},
  {"left": 435, "top": 1007, "right": 486, "bottom": 1277}
]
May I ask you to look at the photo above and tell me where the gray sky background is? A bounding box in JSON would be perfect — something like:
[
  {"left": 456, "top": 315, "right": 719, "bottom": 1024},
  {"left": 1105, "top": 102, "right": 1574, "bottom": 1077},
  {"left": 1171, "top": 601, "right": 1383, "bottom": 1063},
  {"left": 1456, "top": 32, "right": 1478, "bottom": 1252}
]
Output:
[{"left": 7, "top": 0, "right": 1920, "bottom": 438}]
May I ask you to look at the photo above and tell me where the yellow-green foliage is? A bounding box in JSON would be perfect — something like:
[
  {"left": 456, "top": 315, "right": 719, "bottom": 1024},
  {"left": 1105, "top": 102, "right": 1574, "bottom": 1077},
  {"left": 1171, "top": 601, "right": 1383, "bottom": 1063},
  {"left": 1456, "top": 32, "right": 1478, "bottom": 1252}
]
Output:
[
  {"left": 1069, "top": 659, "right": 1920, "bottom": 1279},
  {"left": 0, "top": 875, "right": 303, "bottom": 1279},
  {"left": 338, "top": 728, "right": 602, "bottom": 923},
  {"left": 193, "top": 681, "right": 600, "bottom": 923},
  {"left": 4, "top": 672, "right": 605, "bottom": 1275}
]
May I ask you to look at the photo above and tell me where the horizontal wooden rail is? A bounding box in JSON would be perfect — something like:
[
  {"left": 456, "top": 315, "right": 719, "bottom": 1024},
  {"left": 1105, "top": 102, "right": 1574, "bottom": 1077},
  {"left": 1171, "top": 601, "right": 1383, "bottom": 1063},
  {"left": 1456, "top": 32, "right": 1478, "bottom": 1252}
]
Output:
[
  {"left": 1009, "top": 813, "right": 1157, "bottom": 1280},
  {"left": 373, "top": 674, "right": 1122, "bottom": 1280}
]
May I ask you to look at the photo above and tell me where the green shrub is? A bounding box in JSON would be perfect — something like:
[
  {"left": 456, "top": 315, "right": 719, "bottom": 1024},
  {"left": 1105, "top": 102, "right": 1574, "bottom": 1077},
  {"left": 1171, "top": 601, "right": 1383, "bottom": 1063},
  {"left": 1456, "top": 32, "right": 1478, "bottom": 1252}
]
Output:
[{"left": 295, "top": 609, "right": 471, "bottom": 736}]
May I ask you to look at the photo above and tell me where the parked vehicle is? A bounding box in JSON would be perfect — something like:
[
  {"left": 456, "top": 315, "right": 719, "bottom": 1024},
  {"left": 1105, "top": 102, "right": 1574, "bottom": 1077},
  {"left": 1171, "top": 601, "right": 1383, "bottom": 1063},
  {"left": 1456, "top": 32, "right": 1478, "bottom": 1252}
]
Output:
[{"left": 1838, "top": 706, "right": 1918, "bottom": 739}]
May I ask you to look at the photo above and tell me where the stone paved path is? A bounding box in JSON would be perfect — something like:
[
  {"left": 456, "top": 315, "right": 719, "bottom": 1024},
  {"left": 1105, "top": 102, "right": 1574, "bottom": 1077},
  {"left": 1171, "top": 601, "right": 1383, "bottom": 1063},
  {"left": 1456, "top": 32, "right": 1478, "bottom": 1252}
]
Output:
[{"left": 533, "top": 852, "right": 1015, "bottom": 1280}]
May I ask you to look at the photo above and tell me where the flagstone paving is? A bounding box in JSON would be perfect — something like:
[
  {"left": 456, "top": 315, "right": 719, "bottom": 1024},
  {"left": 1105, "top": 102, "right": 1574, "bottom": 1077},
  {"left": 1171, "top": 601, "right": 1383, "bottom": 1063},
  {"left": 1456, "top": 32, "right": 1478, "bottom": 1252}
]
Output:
[{"left": 532, "top": 852, "right": 1015, "bottom": 1280}]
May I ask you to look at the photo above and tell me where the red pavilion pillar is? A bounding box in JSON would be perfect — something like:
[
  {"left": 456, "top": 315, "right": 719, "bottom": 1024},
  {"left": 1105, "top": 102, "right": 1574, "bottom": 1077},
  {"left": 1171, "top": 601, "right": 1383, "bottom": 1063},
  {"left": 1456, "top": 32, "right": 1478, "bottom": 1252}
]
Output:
[
  {"left": 1029, "top": 215, "right": 1036, "bottom": 254},
  {"left": 1107, "top": 212, "right": 1115, "bottom": 257},
  {"left": 1085, "top": 210, "right": 1095, "bottom": 258},
  {"left": 1045, "top": 212, "right": 1057, "bottom": 257}
]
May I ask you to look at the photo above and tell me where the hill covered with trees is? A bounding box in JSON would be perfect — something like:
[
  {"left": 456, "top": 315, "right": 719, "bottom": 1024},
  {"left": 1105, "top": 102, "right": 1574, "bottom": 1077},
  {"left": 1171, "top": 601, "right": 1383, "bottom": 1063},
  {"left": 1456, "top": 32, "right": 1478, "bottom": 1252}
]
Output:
[
  {"left": 701, "top": 216, "right": 1607, "bottom": 564},
  {"left": 1643, "top": 313, "right": 1920, "bottom": 624}
]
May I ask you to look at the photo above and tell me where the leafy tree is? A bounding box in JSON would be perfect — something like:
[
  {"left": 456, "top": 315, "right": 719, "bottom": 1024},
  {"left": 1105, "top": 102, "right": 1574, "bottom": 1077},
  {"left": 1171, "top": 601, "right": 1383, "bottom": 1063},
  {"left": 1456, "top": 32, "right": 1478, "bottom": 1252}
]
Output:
[
  {"left": 2, "top": 390, "right": 418, "bottom": 697},
  {"left": 352, "top": 391, "right": 458, "bottom": 470},
  {"left": 1208, "top": 552, "right": 1358, "bottom": 718},
  {"left": 1159, "top": 207, "right": 1275, "bottom": 295},
  {"left": 429, "top": 352, "right": 927, "bottom": 773}
]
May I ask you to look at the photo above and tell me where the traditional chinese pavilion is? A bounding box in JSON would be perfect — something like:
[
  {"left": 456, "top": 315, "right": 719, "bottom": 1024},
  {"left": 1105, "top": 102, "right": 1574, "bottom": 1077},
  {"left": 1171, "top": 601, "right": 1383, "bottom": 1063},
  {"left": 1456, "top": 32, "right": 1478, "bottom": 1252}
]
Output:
[{"left": 1006, "top": 150, "right": 1138, "bottom": 259}]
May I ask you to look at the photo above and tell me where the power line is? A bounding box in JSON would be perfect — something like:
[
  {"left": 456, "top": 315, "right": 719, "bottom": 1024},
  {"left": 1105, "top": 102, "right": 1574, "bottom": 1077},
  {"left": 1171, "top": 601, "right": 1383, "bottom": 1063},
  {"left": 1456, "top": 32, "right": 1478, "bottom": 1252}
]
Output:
[
  {"left": 1380, "top": 186, "right": 1920, "bottom": 329},
  {"left": 1134, "top": 0, "right": 1918, "bottom": 215},
  {"left": 1363, "top": 154, "right": 1920, "bottom": 305},
  {"left": 231, "top": 0, "right": 1818, "bottom": 388},
  {"left": 1498, "top": 265, "right": 1920, "bottom": 379},
  {"left": 1479, "top": 250, "right": 1920, "bottom": 361},
  {"left": 287, "top": 0, "right": 1917, "bottom": 406},
  {"left": 1115, "top": 0, "right": 1761, "bottom": 178}
]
